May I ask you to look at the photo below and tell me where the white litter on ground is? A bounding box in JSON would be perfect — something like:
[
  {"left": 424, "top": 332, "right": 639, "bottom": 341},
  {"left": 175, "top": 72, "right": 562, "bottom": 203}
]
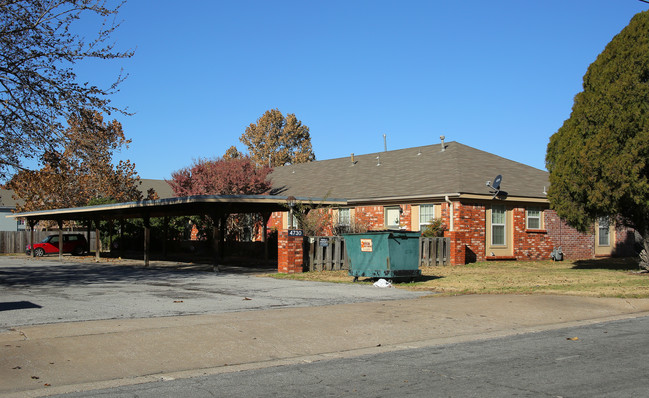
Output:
[{"left": 373, "top": 278, "right": 392, "bottom": 288}]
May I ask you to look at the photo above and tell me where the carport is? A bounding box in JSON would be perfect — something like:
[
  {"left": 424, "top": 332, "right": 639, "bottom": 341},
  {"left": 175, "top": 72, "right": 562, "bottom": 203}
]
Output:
[{"left": 7, "top": 195, "right": 346, "bottom": 271}]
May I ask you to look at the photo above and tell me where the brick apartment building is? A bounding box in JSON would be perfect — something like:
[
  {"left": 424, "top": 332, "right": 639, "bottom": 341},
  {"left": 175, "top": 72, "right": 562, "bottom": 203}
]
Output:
[
  {"left": 267, "top": 140, "right": 636, "bottom": 265},
  {"left": 3, "top": 142, "right": 635, "bottom": 266}
]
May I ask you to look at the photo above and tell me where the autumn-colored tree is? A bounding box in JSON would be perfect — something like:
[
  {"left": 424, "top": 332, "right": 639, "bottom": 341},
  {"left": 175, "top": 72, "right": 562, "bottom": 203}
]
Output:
[
  {"left": 167, "top": 156, "right": 272, "bottom": 197},
  {"left": 223, "top": 146, "right": 243, "bottom": 160},
  {"left": 0, "top": 0, "right": 133, "bottom": 180},
  {"left": 167, "top": 156, "right": 273, "bottom": 242},
  {"left": 240, "top": 109, "right": 316, "bottom": 167},
  {"left": 8, "top": 110, "right": 143, "bottom": 213}
]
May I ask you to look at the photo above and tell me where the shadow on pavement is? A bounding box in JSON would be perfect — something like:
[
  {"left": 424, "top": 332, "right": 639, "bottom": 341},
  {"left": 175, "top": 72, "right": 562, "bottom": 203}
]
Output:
[
  {"left": 0, "top": 257, "right": 277, "bottom": 288},
  {"left": 0, "top": 300, "right": 42, "bottom": 311}
]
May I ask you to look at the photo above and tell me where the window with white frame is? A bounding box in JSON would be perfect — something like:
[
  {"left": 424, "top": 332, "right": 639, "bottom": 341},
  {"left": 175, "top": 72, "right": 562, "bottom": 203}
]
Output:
[
  {"left": 288, "top": 211, "right": 299, "bottom": 229},
  {"left": 526, "top": 207, "right": 542, "bottom": 229},
  {"left": 491, "top": 205, "right": 506, "bottom": 246},
  {"left": 338, "top": 208, "right": 351, "bottom": 226},
  {"left": 385, "top": 207, "right": 401, "bottom": 229},
  {"left": 419, "top": 204, "right": 436, "bottom": 229},
  {"left": 598, "top": 217, "right": 610, "bottom": 246}
]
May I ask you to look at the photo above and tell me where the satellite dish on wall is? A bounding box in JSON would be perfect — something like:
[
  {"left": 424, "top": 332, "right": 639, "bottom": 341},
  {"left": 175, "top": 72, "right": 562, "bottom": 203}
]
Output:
[{"left": 486, "top": 174, "right": 506, "bottom": 199}]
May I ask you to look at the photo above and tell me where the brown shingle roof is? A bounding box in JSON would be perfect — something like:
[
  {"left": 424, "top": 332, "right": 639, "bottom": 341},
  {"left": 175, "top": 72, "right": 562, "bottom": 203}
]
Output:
[
  {"left": 140, "top": 179, "right": 174, "bottom": 199},
  {"left": 0, "top": 188, "right": 22, "bottom": 208},
  {"left": 0, "top": 179, "right": 174, "bottom": 210},
  {"left": 269, "top": 141, "right": 549, "bottom": 202}
]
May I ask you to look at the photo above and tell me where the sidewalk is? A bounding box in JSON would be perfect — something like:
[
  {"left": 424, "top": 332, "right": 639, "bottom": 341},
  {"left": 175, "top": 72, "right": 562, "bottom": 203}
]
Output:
[{"left": 2, "top": 294, "right": 649, "bottom": 397}]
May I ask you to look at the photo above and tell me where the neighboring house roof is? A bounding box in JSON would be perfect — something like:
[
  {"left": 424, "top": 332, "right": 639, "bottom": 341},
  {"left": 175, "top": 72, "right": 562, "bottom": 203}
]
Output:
[
  {"left": 268, "top": 141, "right": 549, "bottom": 202},
  {"left": 0, "top": 180, "right": 174, "bottom": 212},
  {"left": 0, "top": 188, "right": 22, "bottom": 209},
  {"left": 140, "top": 179, "right": 174, "bottom": 199}
]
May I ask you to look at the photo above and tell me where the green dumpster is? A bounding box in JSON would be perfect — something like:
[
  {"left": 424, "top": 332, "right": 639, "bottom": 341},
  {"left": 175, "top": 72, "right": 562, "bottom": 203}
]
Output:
[{"left": 342, "top": 231, "right": 421, "bottom": 282}]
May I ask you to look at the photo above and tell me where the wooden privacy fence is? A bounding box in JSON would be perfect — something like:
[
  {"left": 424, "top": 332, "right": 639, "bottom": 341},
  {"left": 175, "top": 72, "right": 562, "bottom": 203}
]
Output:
[
  {"left": 0, "top": 231, "right": 97, "bottom": 254},
  {"left": 0, "top": 231, "right": 48, "bottom": 254},
  {"left": 419, "top": 237, "right": 451, "bottom": 266},
  {"left": 306, "top": 236, "right": 348, "bottom": 271},
  {"left": 305, "top": 236, "right": 450, "bottom": 271}
]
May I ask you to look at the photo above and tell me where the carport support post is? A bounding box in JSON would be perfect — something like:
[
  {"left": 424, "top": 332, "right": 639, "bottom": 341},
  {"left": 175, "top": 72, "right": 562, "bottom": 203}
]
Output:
[
  {"left": 210, "top": 211, "right": 223, "bottom": 272},
  {"left": 58, "top": 219, "right": 63, "bottom": 263},
  {"left": 108, "top": 220, "right": 114, "bottom": 255},
  {"left": 261, "top": 212, "right": 271, "bottom": 261},
  {"left": 162, "top": 216, "right": 168, "bottom": 259},
  {"left": 86, "top": 220, "right": 92, "bottom": 253},
  {"left": 119, "top": 218, "right": 124, "bottom": 259},
  {"left": 29, "top": 220, "right": 36, "bottom": 258},
  {"left": 143, "top": 215, "right": 151, "bottom": 267},
  {"left": 94, "top": 219, "right": 101, "bottom": 262},
  {"left": 219, "top": 214, "right": 227, "bottom": 260}
]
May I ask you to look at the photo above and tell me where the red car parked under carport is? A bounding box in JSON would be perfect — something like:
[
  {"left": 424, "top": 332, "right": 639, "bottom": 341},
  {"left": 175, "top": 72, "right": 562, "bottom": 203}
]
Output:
[{"left": 26, "top": 234, "right": 88, "bottom": 257}]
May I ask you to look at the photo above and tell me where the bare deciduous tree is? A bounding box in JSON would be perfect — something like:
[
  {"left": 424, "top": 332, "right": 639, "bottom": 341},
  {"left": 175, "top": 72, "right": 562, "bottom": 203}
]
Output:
[{"left": 0, "top": 0, "right": 133, "bottom": 180}]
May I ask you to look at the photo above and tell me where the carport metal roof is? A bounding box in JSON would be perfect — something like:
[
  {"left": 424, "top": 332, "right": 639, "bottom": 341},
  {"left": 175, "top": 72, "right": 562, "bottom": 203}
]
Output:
[{"left": 6, "top": 195, "right": 348, "bottom": 221}]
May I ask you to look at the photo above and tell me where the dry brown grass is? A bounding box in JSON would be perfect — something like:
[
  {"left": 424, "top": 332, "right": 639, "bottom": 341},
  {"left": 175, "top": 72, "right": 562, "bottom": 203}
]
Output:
[{"left": 269, "top": 258, "right": 649, "bottom": 298}]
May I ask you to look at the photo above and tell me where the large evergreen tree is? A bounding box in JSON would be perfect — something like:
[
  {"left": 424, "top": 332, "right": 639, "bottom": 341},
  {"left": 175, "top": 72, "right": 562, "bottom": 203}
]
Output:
[{"left": 546, "top": 11, "right": 649, "bottom": 266}]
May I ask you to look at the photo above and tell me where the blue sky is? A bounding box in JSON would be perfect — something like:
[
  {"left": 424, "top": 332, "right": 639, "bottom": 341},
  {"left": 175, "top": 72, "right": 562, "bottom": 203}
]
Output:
[{"left": 85, "top": 0, "right": 648, "bottom": 179}]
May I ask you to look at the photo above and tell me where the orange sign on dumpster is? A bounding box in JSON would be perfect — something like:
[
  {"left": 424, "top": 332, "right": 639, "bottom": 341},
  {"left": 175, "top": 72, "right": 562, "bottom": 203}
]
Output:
[{"left": 360, "top": 238, "right": 373, "bottom": 252}]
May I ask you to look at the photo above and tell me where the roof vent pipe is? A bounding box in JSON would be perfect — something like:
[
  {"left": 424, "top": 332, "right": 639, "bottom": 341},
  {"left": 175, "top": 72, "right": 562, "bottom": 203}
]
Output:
[
  {"left": 440, "top": 135, "right": 446, "bottom": 152},
  {"left": 351, "top": 153, "right": 355, "bottom": 165},
  {"left": 383, "top": 134, "right": 387, "bottom": 152}
]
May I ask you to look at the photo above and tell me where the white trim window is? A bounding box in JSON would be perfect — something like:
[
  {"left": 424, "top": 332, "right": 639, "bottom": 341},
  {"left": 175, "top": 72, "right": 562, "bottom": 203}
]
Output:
[
  {"left": 598, "top": 217, "right": 610, "bottom": 246},
  {"left": 288, "top": 211, "right": 299, "bottom": 229},
  {"left": 526, "top": 207, "right": 542, "bottom": 230},
  {"left": 491, "top": 205, "right": 506, "bottom": 246},
  {"left": 385, "top": 207, "right": 401, "bottom": 229},
  {"left": 419, "top": 204, "right": 436, "bottom": 229},
  {"left": 338, "top": 208, "right": 351, "bottom": 226}
]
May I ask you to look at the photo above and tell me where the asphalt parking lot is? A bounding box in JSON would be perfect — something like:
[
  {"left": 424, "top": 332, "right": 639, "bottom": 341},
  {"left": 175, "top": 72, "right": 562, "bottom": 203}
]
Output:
[{"left": 0, "top": 255, "right": 426, "bottom": 331}]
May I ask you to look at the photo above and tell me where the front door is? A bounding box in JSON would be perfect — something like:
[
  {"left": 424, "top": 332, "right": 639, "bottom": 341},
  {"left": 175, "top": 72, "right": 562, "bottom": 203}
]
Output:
[
  {"left": 595, "top": 217, "right": 615, "bottom": 256},
  {"left": 486, "top": 204, "right": 513, "bottom": 257}
]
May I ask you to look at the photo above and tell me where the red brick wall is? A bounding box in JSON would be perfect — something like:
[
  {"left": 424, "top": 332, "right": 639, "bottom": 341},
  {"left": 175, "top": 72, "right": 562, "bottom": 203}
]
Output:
[
  {"left": 268, "top": 212, "right": 284, "bottom": 231},
  {"left": 544, "top": 210, "right": 594, "bottom": 260},
  {"left": 353, "top": 205, "right": 412, "bottom": 230},
  {"left": 614, "top": 223, "right": 637, "bottom": 257},
  {"left": 446, "top": 201, "right": 486, "bottom": 263},
  {"left": 400, "top": 205, "right": 412, "bottom": 230},
  {"left": 354, "top": 206, "right": 385, "bottom": 230},
  {"left": 446, "top": 230, "right": 465, "bottom": 265},
  {"left": 512, "top": 207, "right": 554, "bottom": 260},
  {"left": 277, "top": 230, "right": 304, "bottom": 273},
  {"left": 270, "top": 202, "right": 637, "bottom": 267}
]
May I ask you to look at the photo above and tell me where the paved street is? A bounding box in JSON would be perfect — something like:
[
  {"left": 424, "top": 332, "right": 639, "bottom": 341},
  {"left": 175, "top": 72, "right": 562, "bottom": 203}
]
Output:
[
  {"left": 0, "top": 255, "right": 425, "bottom": 331},
  {"left": 2, "top": 255, "right": 649, "bottom": 397},
  {"left": 52, "top": 315, "right": 649, "bottom": 398}
]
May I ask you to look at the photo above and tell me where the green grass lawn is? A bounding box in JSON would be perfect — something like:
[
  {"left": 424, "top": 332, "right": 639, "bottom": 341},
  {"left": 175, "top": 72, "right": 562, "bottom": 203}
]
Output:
[{"left": 269, "top": 257, "right": 649, "bottom": 298}]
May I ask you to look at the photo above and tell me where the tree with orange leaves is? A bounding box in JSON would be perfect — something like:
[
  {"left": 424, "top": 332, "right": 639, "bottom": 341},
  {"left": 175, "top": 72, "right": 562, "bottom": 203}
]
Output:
[{"left": 8, "top": 110, "right": 145, "bottom": 213}]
